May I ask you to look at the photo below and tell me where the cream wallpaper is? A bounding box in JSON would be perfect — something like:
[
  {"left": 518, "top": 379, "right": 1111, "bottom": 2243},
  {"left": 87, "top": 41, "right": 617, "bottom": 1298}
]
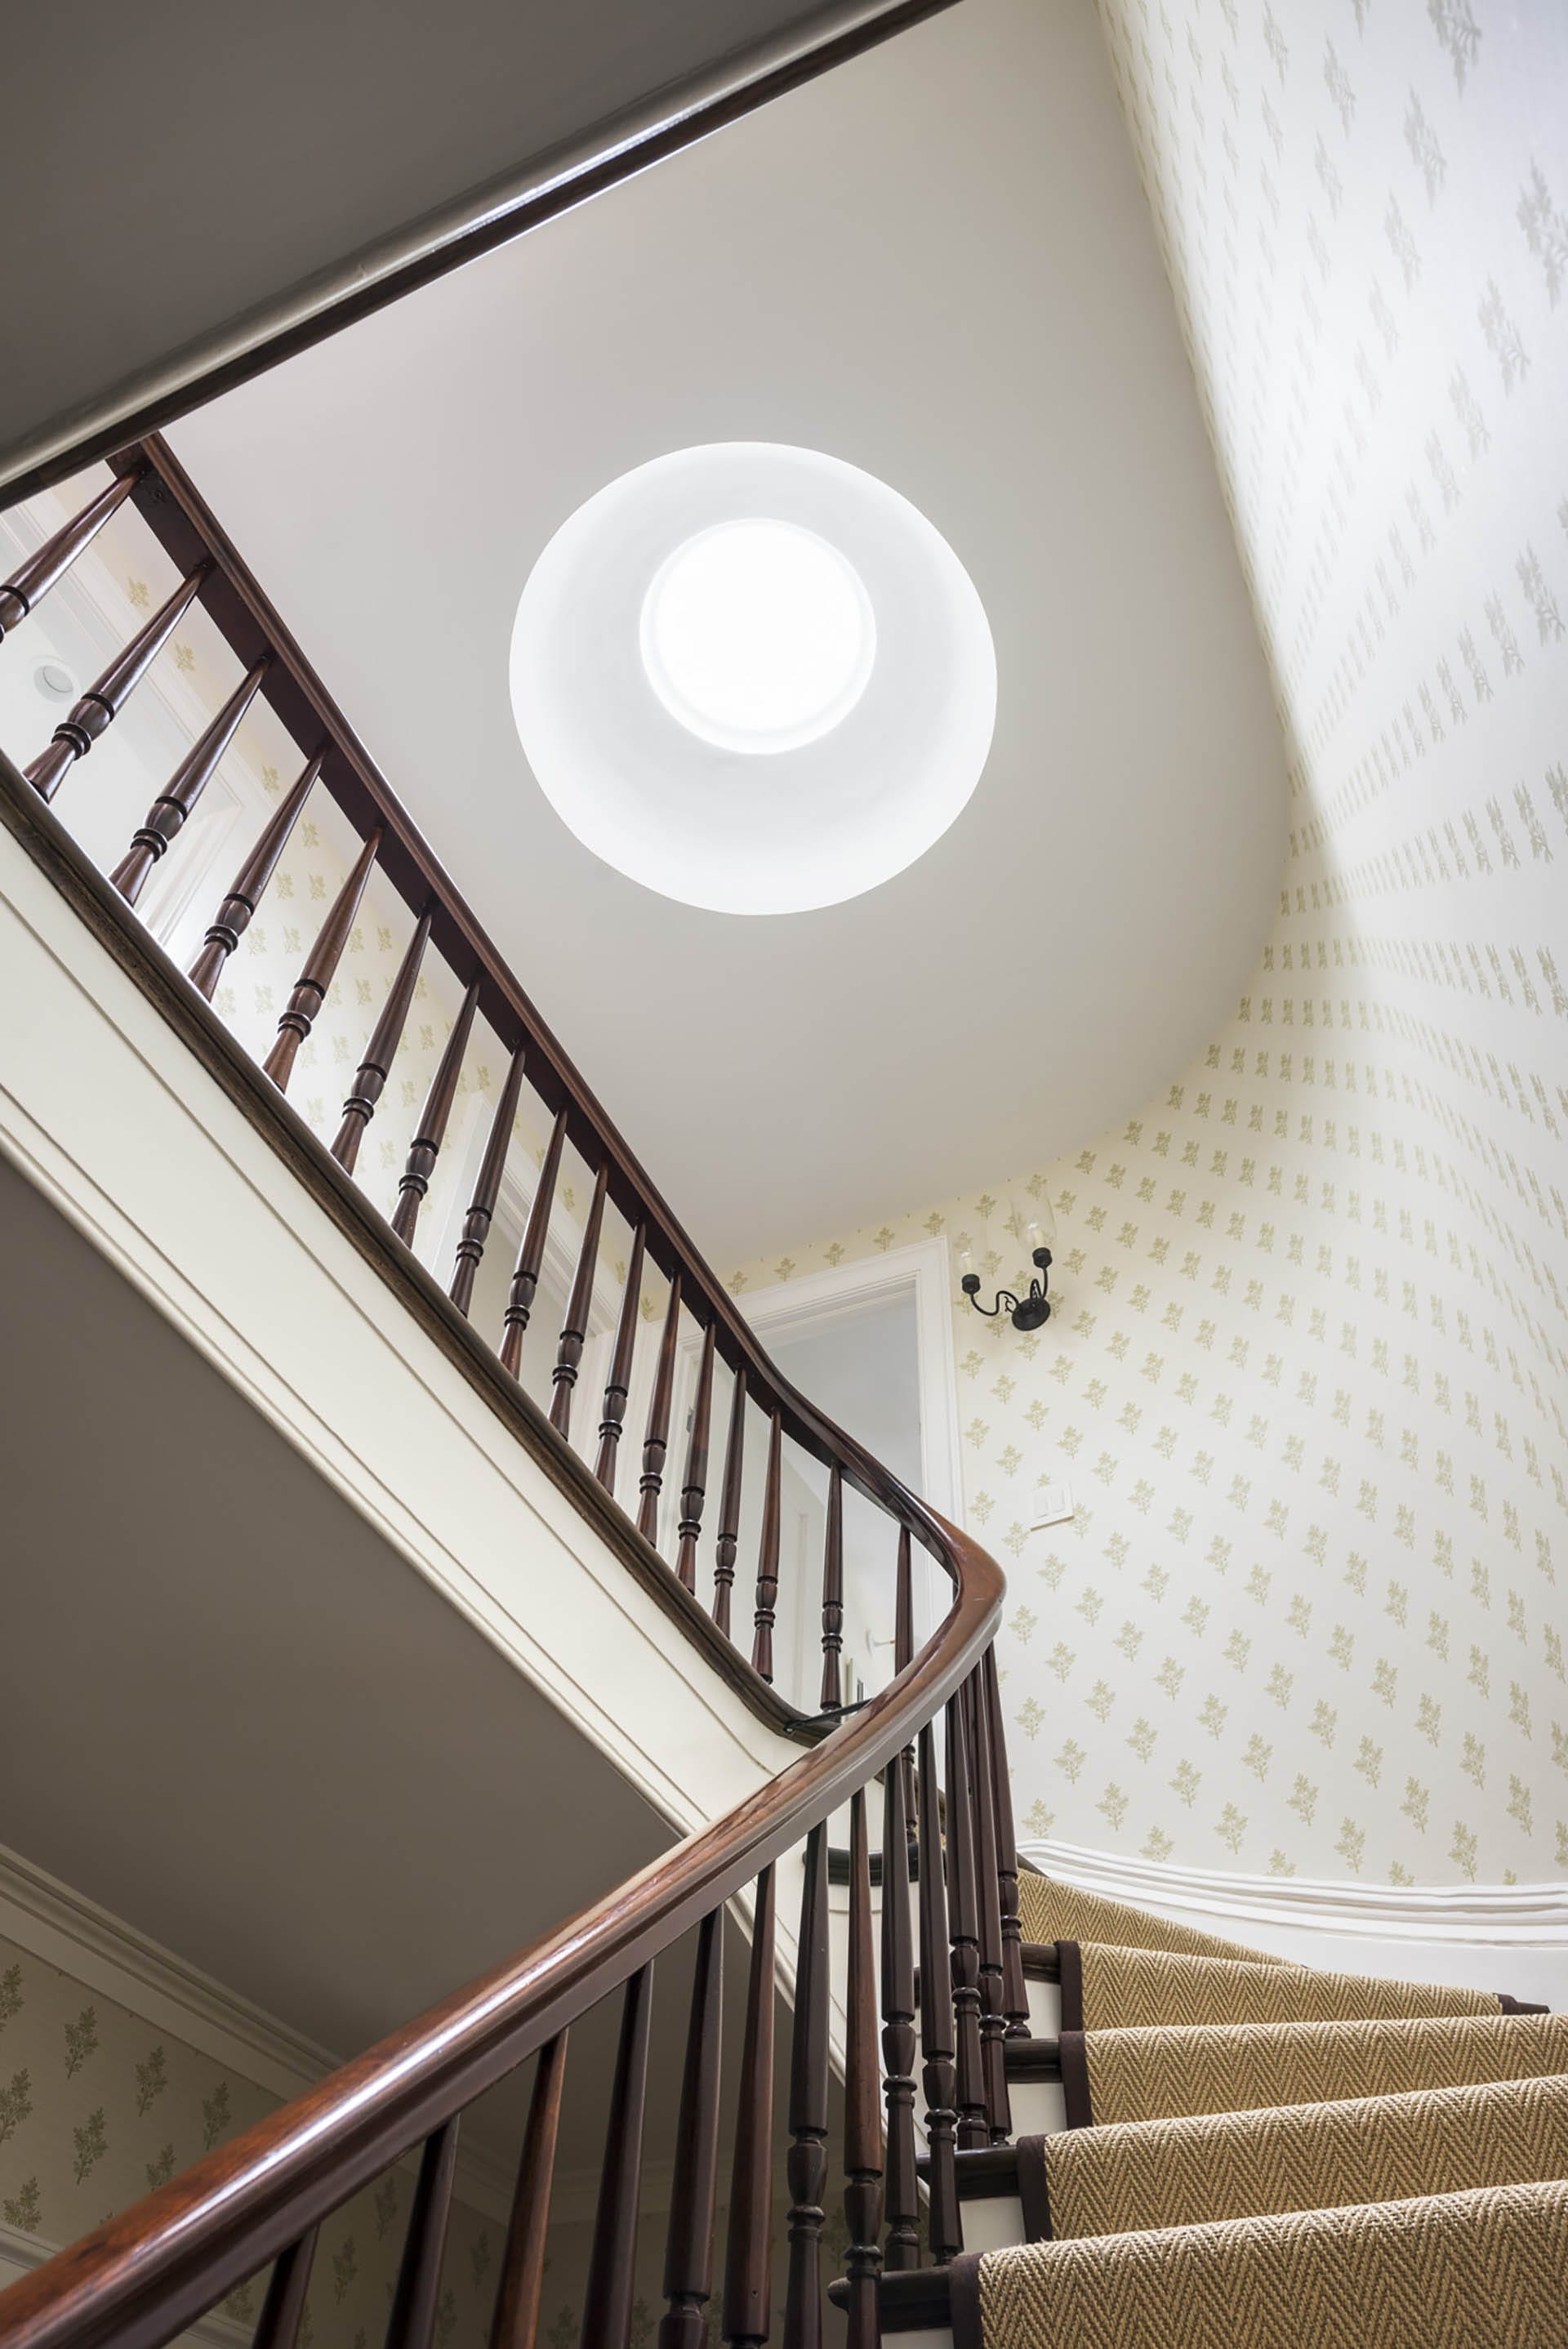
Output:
[{"left": 732, "top": 0, "right": 1568, "bottom": 1886}]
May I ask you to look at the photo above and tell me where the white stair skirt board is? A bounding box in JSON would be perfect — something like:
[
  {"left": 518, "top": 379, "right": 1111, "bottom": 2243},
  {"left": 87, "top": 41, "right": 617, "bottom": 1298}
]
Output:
[{"left": 1023, "top": 1840, "right": 1568, "bottom": 2009}]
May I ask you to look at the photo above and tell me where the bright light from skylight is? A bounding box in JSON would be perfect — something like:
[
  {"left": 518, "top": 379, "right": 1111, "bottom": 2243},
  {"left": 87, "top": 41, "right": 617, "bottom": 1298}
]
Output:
[{"left": 639, "top": 518, "right": 875, "bottom": 755}]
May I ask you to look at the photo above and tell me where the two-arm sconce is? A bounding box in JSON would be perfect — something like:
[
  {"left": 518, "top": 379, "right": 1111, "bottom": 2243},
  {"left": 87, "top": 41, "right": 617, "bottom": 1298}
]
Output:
[{"left": 958, "top": 1201, "right": 1055, "bottom": 1331}]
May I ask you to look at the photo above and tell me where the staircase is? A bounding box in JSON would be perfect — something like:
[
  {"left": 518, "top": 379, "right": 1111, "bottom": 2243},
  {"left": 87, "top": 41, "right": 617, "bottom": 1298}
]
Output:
[{"left": 3, "top": 455, "right": 1567, "bottom": 2349}]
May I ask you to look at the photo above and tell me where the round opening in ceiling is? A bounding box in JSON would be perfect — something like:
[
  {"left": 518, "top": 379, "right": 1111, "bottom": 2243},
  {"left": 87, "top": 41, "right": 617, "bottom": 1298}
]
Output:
[
  {"left": 510, "top": 442, "right": 996, "bottom": 916},
  {"left": 639, "top": 519, "right": 875, "bottom": 755}
]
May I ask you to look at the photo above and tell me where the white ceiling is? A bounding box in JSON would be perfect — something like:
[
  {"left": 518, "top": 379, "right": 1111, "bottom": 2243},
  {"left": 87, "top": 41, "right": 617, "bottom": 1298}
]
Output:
[{"left": 169, "top": 0, "right": 1285, "bottom": 1266}]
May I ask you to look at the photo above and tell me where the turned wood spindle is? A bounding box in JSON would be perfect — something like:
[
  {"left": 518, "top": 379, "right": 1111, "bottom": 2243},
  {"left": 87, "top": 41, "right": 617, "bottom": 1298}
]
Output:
[
  {"left": 0, "top": 469, "right": 143, "bottom": 644},
  {"left": 549, "top": 1161, "right": 608, "bottom": 1439},
  {"left": 490, "top": 2035, "right": 567, "bottom": 2349},
  {"left": 390, "top": 978, "right": 480, "bottom": 1248},
  {"left": 26, "top": 565, "right": 205, "bottom": 802},
  {"left": 451, "top": 1045, "right": 528, "bottom": 1317},
  {"left": 880, "top": 1751, "right": 920, "bottom": 2270},
  {"left": 894, "top": 1527, "right": 917, "bottom": 1841},
  {"left": 110, "top": 657, "right": 270, "bottom": 904},
  {"left": 583, "top": 1967, "right": 653, "bottom": 2349},
  {"left": 262, "top": 825, "right": 383, "bottom": 1093},
  {"left": 916, "top": 1716, "right": 961, "bottom": 2264},
  {"left": 751, "top": 1409, "right": 783, "bottom": 1683},
  {"left": 330, "top": 906, "right": 432, "bottom": 1174},
  {"left": 723, "top": 1866, "right": 776, "bottom": 2349},
  {"left": 659, "top": 1910, "right": 724, "bottom": 2349},
  {"left": 187, "top": 751, "right": 323, "bottom": 999},
  {"left": 500, "top": 1107, "right": 567, "bottom": 1373},
  {"left": 712, "top": 1368, "right": 747, "bottom": 1639},
  {"left": 945, "top": 1687, "right": 988, "bottom": 2152},
  {"left": 637, "top": 1273, "right": 683, "bottom": 1541},
  {"left": 385, "top": 2117, "right": 460, "bottom": 2349},
  {"left": 783, "top": 1825, "right": 829, "bottom": 2349},
  {"left": 818, "top": 1464, "right": 844, "bottom": 1714},
  {"left": 982, "top": 1645, "right": 1031, "bottom": 2039},
  {"left": 252, "top": 2226, "right": 317, "bottom": 2349},
  {"left": 594, "top": 1222, "right": 647, "bottom": 1493},
  {"left": 843, "top": 1789, "right": 883, "bottom": 2349},
  {"left": 965, "top": 1670, "right": 1011, "bottom": 2143},
  {"left": 675, "top": 1322, "right": 717, "bottom": 1594}
]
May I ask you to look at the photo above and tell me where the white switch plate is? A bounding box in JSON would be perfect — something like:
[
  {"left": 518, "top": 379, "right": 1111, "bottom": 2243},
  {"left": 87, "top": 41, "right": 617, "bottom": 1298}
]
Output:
[{"left": 1031, "top": 1482, "right": 1075, "bottom": 1529}]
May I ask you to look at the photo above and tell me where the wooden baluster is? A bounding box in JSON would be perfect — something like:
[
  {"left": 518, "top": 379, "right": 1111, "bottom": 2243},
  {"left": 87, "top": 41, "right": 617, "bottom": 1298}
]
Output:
[
  {"left": 594, "top": 1222, "right": 646, "bottom": 1493},
  {"left": 659, "top": 1910, "right": 724, "bottom": 2349},
  {"left": 262, "top": 825, "right": 383, "bottom": 1092},
  {"left": 783, "top": 1825, "right": 829, "bottom": 2349},
  {"left": 880, "top": 1753, "right": 920, "bottom": 2270},
  {"left": 711, "top": 1369, "right": 746, "bottom": 1638},
  {"left": 491, "top": 2034, "right": 567, "bottom": 2349},
  {"left": 331, "top": 907, "right": 432, "bottom": 1174},
  {"left": 637, "top": 1274, "right": 682, "bottom": 1541},
  {"left": 452, "top": 1045, "right": 528, "bottom": 1316},
  {"left": 751, "top": 1409, "right": 783, "bottom": 1683},
  {"left": 894, "top": 1527, "right": 916, "bottom": 1831},
  {"left": 583, "top": 1967, "right": 653, "bottom": 2349},
  {"left": 0, "top": 470, "right": 142, "bottom": 644},
  {"left": 964, "top": 1671, "right": 1011, "bottom": 2144},
  {"left": 549, "top": 1161, "right": 608, "bottom": 1440},
  {"left": 188, "top": 750, "right": 324, "bottom": 999},
  {"left": 386, "top": 2116, "right": 460, "bottom": 2349},
  {"left": 818, "top": 1465, "right": 844, "bottom": 1714},
  {"left": 390, "top": 978, "right": 480, "bottom": 1248},
  {"left": 675, "top": 1322, "right": 717, "bottom": 1594},
  {"left": 723, "top": 1866, "right": 776, "bottom": 2349},
  {"left": 982, "top": 1645, "right": 1031, "bottom": 2040},
  {"left": 109, "top": 657, "right": 270, "bottom": 903},
  {"left": 843, "top": 1789, "right": 883, "bottom": 2349},
  {"left": 916, "top": 1718, "right": 960, "bottom": 2265},
  {"left": 945, "top": 1688, "right": 987, "bottom": 2151},
  {"left": 252, "top": 2226, "right": 317, "bottom": 2349},
  {"left": 500, "top": 1106, "right": 567, "bottom": 1372},
  {"left": 26, "top": 565, "right": 205, "bottom": 801}
]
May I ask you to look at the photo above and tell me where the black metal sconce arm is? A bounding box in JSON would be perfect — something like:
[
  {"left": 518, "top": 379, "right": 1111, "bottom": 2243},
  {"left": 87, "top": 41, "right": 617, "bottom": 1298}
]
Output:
[{"left": 961, "top": 1246, "right": 1053, "bottom": 1332}]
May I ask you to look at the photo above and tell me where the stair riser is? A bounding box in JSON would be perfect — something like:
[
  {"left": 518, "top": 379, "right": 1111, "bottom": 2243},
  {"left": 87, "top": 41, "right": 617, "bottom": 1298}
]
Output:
[
  {"left": 1027, "top": 1977, "right": 1059, "bottom": 2035},
  {"left": 1004, "top": 2075, "right": 1067, "bottom": 2137},
  {"left": 958, "top": 2192, "right": 1027, "bottom": 2253}
]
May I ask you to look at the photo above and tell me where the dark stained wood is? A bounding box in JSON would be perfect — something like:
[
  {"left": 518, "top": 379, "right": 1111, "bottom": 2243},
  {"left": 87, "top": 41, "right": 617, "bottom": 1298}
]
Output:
[
  {"left": 964, "top": 1672, "right": 1010, "bottom": 2144},
  {"left": 818, "top": 1464, "right": 844, "bottom": 1714},
  {"left": 915, "top": 1718, "right": 960, "bottom": 2265},
  {"left": 583, "top": 1968, "right": 653, "bottom": 2349},
  {"left": 499, "top": 1107, "right": 567, "bottom": 1374},
  {"left": 490, "top": 2035, "right": 566, "bottom": 2349},
  {"left": 722, "top": 1867, "right": 776, "bottom": 2349},
  {"left": 594, "top": 1222, "right": 647, "bottom": 1493},
  {"left": 894, "top": 1526, "right": 916, "bottom": 1832},
  {"left": 449, "top": 1045, "right": 527, "bottom": 1316},
  {"left": 712, "top": 1369, "right": 747, "bottom": 1639},
  {"left": 659, "top": 1911, "right": 724, "bottom": 2349},
  {"left": 330, "top": 906, "right": 433, "bottom": 1174},
  {"left": 390, "top": 978, "right": 481, "bottom": 1247},
  {"left": 944, "top": 1689, "right": 987, "bottom": 2153},
  {"left": 842, "top": 1789, "right": 883, "bottom": 2349},
  {"left": 0, "top": 470, "right": 143, "bottom": 640},
  {"left": 547, "top": 1161, "right": 608, "bottom": 1440},
  {"left": 751, "top": 1410, "right": 783, "bottom": 1683},
  {"left": 250, "top": 2229, "right": 315, "bottom": 2349},
  {"left": 261, "top": 825, "right": 383, "bottom": 1092},
  {"left": 675, "top": 1322, "right": 717, "bottom": 1595},
  {"left": 982, "top": 1647, "right": 1031, "bottom": 2040},
  {"left": 783, "top": 1825, "right": 829, "bottom": 2349},
  {"left": 25, "top": 567, "right": 205, "bottom": 802},
  {"left": 880, "top": 1757, "right": 920, "bottom": 2271},
  {"left": 636, "top": 1273, "right": 682, "bottom": 1541},
  {"left": 187, "top": 751, "right": 324, "bottom": 999},
  {"left": 385, "top": 2118, "right": 459, "bottom": 2349},
  {"left": 110, "top": 658, "right": 270, "bottom": 904}
]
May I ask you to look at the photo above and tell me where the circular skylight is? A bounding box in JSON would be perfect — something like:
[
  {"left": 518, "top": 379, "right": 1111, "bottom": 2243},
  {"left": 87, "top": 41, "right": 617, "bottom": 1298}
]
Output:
[
  {"left": 510, "top": 443, "right": 996, "bottom": 916},
  {"left": 639, "top": 519, "right": 875, "bottom": 754}
]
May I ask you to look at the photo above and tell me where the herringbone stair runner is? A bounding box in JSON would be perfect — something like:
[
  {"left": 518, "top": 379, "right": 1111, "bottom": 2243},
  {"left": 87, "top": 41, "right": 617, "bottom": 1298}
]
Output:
[
  {"left": 1017, "top": 1870, "right": 1285, "bottom": 1964},
  {"left": 1058, "top": 1937, "right": 1517, "bottom": 2034}
]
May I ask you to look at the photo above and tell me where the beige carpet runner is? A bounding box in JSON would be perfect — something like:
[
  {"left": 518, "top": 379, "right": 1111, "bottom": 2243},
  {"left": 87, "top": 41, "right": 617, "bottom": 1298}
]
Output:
[
  {"left": 1017, "top": 1870, "right": 1284, "bottom": 1964},
  {"left": 1056, "top": 1937, "right": 1516, "bottom": 2034}
]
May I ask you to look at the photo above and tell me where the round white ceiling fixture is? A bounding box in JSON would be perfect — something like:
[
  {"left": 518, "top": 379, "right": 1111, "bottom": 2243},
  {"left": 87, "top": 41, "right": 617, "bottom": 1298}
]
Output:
[{"left": 510, "top": 442, "right": 996, "bottom": 916}]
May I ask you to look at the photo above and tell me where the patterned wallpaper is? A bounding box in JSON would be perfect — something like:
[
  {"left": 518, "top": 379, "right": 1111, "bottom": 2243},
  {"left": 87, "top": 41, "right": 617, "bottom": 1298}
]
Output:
[{"left": 731, "top": 0, "right": 1568, "bottom": 1887}]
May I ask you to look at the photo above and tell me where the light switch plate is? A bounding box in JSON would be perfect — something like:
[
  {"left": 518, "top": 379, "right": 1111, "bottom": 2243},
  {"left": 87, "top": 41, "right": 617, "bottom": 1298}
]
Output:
[{"left": 1031, "top": 1482, "right": 1074, "bottom": 1530}]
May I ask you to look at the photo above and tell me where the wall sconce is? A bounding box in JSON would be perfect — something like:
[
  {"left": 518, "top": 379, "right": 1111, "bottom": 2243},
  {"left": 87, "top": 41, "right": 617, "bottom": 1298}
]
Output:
[{"left": 959, "top": 1203, "right": 1055, "bottom": 1331}]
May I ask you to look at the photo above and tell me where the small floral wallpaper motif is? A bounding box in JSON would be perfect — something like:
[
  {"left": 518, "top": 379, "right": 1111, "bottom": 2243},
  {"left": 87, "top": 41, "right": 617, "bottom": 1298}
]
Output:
[{"left": 733, "top": 0, "right": 1567, "bottom": 1889}]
